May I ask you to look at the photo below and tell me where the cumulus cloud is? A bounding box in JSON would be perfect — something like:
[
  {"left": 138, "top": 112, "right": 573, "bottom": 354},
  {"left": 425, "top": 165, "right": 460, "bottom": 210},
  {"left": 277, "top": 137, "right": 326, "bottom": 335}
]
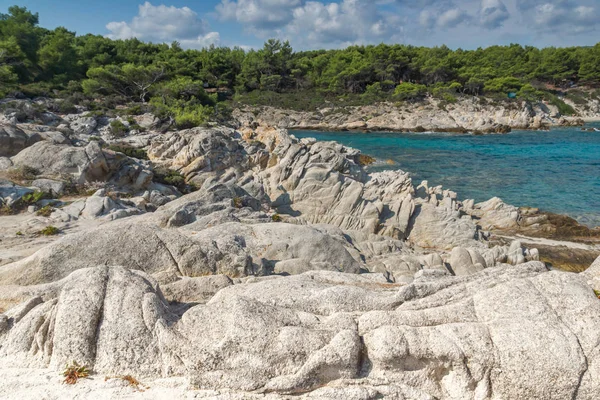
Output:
[
  {"left": 528, "top": 0, "right": 600, "bottom": 33},
  {"left": 106, "top": 2, "right": 220, "bottom": 48},
  {"left": 418, "top": 3, "right": 471, "bottom": 30},
  {"left": 286, "top": 0, "right": 399, "bottom": 46},
  {"left": 480, "top": 0, "right": 510, "bottom": 29},
  {"left": 436, "top": 8, "right": 470, "bottom": 28},
  {"left": 218, "top": 0, "right": 401, "bottom": 47},
  {"left": 216, "top": 0, "right": 305, "bottom": 32}
]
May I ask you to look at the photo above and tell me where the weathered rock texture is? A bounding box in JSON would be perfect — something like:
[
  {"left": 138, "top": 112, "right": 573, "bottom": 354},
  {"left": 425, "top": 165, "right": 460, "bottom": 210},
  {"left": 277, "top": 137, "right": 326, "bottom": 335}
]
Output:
[
  {"left": 233, "top": 96, "right": 596, "bottom": 134},
  {"left": 1, "top": 263, "right": 600, "bottom": 399}
]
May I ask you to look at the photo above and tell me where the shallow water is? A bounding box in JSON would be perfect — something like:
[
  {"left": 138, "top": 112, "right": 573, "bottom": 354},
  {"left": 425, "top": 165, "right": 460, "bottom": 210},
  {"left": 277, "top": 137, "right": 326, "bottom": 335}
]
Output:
[{"left": 293, "top": 123, "right": 600, "bottom": 227}]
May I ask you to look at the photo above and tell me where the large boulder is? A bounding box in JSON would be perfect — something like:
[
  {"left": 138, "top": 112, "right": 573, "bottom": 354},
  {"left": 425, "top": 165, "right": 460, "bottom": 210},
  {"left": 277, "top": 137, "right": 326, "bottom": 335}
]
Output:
[
  {"left": 11, "top": 140, "right": 153, "bottom": 189},
  {"left": 0, "top": 125, "right": 39, "bottom": 157},
  {"left": 0, "top": 220, "right": 252, "bottom": 290},
  {"left": 11, "top": 141, "right": 108, "bottom": 182},
  {"left": 194, "top": 222, "right": 363, "bottom": 275}
]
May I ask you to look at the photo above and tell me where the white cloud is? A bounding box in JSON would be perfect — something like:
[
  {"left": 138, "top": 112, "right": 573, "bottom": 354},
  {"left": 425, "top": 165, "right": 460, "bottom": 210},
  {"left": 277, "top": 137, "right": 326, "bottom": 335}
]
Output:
[
  {"left": 106, "top": 2, "right": 220, "bottom": 48},
  {"left": 480, "top": 0, "right": 510, "bottom": 29},
  {"left": 217, "top": 0, "right": 305, "bottom": 32},
  {"left": 218, "top": 0, "right": 401, "bottom": 47},
  {"left": 529, "top": 1, "right": 599, "bottom": 33},
  {"left": 436, "top": 8, "right": 470, "bottom": 28},
  {"left": 285, "top": 0, "right": 398, "bottom": 46},
  {"left": 418, "top": 4, "right": 471, "bottom": 30}
]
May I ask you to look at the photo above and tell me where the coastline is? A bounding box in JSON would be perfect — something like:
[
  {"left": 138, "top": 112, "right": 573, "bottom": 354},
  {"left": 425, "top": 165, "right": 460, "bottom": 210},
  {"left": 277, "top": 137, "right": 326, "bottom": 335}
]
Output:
[{"left": 234, "top": 96, "right": 600, "bottom": 134}]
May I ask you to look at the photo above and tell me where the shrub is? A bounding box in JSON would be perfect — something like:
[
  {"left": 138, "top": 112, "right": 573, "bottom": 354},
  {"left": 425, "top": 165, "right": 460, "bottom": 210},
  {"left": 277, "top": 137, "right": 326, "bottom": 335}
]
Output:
[
  {"left": 62, "top": 361, "right": 90, "bottom": 385},
  {"left": 57, "top": 99, "right": 77, "bottom": 114},
  {"left": 272, "top": 214, "right": 282, "bottom": 222},
  {"left": 125, "top": 104, "right": 143, "bottom": 115},
  {"left": 109, "top": 120, "right": 129, "bottom": 137},
  {"left": 545, "top": 94, "right": 576, "bottom": 116},
  {"left": 358, "top": 154, "right": 376, "bottom": 166},
  {"left": 22, "top": 191, "right": 50, "bottom": 205},
  {"left": 108, "top": 144, "right": 148, "bottom": 160},
  {"left": 232, "top": 197, "right": 243, "bottom": 208},
  {"left": 39, "top": 226, "right": 60, "bottom": 236},
  {"left": 36, "top": 205, "right": 54, "bottom": 217},
  {"left": 153, "top": 168, "right": 187, "bottom": 191},
  {"left": 0, "top": 205, "right": 13, "bottom": 215}
]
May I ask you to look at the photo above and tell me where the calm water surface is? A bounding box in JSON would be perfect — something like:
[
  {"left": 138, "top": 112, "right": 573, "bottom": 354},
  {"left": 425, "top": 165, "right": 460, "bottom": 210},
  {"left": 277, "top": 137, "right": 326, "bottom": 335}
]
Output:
[{"left": 293, "top": 123, "right": 600, "bottom": 227}]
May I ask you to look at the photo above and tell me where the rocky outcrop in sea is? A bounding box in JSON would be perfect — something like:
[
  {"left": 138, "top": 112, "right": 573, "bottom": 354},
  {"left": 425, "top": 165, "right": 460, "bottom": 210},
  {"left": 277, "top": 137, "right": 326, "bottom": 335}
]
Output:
[{"left": 0, "top": 97, "right": 599, "bottom": 398}]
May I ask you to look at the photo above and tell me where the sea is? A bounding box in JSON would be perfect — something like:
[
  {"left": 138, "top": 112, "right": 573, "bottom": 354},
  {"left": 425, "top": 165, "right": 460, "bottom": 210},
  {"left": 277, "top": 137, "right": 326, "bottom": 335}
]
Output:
[{"left": 293, "top": 123, "right": 600, "bottom": 228}]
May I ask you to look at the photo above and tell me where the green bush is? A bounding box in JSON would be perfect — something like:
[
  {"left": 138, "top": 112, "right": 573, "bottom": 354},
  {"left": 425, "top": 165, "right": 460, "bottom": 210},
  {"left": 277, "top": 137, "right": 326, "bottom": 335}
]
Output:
[
  {"left": 125, "top": 104, "right": 143, "bottom": 115},
  {"left": 39, "top": 226, "right": 60, "bottom": 236},
  {"left": 21, "top": 191, "right": 50, "bottom": 204},
  {"left": 109, "top": 120, "right": 129, "bottom": 137},
  {"left": 36, "top": 205, "right": 54, "bottom": 217},
  {"left": 394, "top": 83, "right": 427, "bottom": 101},
  {"left": 153, "top": 168, "right": 187, "bottom": 191},
  {"left": 108, "top": 144, "right": 148, "bottom": 160},
  {"left": 57, "top": 99, "right": 77, "bottom": 114},
  {"left": 545, "top": 94, "right": 576, "bottom": 116}
]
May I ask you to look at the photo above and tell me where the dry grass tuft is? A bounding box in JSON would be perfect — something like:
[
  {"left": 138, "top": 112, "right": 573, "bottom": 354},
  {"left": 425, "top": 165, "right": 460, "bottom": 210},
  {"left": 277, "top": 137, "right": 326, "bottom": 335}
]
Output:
[{"left": 105, "top": 375, "right": 148, "bottom": 391}]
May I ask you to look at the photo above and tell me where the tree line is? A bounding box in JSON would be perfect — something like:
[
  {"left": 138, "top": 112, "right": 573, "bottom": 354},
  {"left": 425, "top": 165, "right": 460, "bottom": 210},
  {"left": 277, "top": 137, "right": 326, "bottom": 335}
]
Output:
[{"left": 2, "top": 5, "right": 600, "bottom": 126}]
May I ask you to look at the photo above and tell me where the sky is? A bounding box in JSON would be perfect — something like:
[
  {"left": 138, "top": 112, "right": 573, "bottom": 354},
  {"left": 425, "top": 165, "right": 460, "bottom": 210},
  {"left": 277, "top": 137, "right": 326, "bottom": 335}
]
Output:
[{"left": 5, "top": 0, "right": 600, "bottom": 50}]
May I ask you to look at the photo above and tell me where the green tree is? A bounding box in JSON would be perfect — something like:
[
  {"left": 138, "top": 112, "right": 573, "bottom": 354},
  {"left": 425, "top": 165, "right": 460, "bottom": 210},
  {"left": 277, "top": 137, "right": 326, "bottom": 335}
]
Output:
[
  {"left": 579, "top": 44, "right": 600, "bottom": 85},
  {"left": 38, "top": 27, "right": 79, "bottom": 83},
  {"left": 0, "top": 6, "right": 44, "bottom": 81},
  {"left": 83, "top": 63, "right": 166, "bottom": 102}
]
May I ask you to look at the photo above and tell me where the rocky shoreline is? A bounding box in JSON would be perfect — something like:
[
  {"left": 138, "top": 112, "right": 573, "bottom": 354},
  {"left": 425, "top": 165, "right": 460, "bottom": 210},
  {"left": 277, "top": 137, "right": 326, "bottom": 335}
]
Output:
[
  {"left": 234, "top": 96, "right": 600, "bottom": 134},
  {"left": 1, "top": 97, "right": 600, "bottom": 398}
]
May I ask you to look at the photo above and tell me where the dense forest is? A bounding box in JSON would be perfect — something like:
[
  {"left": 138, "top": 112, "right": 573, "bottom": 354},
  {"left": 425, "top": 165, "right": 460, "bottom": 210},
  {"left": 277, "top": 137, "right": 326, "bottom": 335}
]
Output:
[{"left": 1, "top": 5, "right": 600, "bottom": 127}]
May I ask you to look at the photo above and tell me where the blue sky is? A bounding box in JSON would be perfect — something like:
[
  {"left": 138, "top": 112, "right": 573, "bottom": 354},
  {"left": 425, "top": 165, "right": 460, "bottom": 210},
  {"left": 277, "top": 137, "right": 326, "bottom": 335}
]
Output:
[{"left": 6, "top": 0, "right": 600, "bottom": 50}]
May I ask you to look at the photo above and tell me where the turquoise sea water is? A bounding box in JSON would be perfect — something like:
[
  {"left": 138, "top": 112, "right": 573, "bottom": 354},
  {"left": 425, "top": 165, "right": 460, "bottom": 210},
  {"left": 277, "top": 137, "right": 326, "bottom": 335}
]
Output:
[{"left": 293, "top": 123, "right": 600, "bottom": 227}]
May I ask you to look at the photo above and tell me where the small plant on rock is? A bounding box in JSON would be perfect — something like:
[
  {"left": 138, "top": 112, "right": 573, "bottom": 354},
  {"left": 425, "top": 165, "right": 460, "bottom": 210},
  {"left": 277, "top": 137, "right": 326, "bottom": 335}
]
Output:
[
  {"left": 39, "top": 226, "right": 60, "bottom": 236},
  {"left": 594, "top": 290, "right": 600, "bottom": 300},
  {"left": 153, "top": 168, "right": 188, "bottom": 192},
  {"left": 36, "top": 205, "right": 54, "bottom": 217},
  {"left": 108, "top": 144, "right": 148, "bottom": 160},
  {"left": 272, "top": 214, "right": 282, "bottom": 222},
  {"left": 0, "top": 205, "right": 13, "bottom": 215},
  {"left": 358, "top": 154, "right": 376, "bottom": 166},
  {"left": 21, "top": 191, "right": 50, "bottom": 205},
  {"left": 62, "top": 361, "right": 90, "bottom": 385},
  {"left": 232, "top": 197, "right": 243, "bottom": 208}
]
